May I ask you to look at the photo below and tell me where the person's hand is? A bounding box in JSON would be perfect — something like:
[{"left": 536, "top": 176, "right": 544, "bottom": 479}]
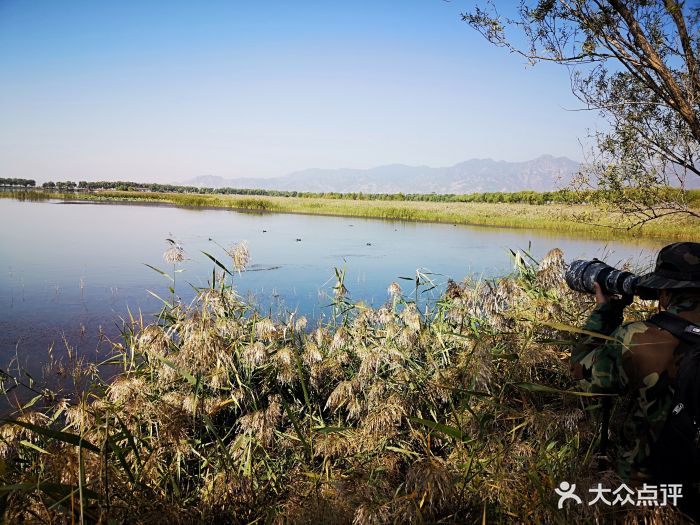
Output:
[
  {"left": 593, "top": 282, "right": 610, "bottom": 305},
  {"left": 594, "top": 282, "right": 634, "bottom": 308}
]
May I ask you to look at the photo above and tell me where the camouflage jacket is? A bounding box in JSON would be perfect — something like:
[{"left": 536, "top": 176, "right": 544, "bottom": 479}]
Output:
[{"left": 570, "top": 293, "right": 700, "bottom": 481}]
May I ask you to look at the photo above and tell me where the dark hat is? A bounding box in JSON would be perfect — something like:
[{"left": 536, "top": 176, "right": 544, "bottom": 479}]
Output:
[{"left": 636, "top": 242, "right": 700, "bottom": 296}]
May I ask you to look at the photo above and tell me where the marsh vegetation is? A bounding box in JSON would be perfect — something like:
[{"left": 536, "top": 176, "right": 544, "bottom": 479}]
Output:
[{"left": 0, "top": 246, "right": 685, "bottom": 523}]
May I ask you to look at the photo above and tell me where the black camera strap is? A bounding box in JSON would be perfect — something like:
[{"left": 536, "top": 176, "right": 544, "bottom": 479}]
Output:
[{"left": 648, "top": 311, "right": 700, "bottom": 344}]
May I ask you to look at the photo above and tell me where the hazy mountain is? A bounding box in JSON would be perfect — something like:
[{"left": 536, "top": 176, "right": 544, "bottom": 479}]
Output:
[{"left": 184, "top": 155, "right": 581, "bottom": 194}]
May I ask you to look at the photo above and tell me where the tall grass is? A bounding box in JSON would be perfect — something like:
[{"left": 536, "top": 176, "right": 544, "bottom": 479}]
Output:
[
  {"left": 0, "top": 248, "right": 686, "bottom": 523},
  {"left": 0, "top": 190, "right": 51, "bottom": 202}
]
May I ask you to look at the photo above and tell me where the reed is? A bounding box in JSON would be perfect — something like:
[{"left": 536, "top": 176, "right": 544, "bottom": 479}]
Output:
[
  {"left": 0, "top": 246, "right": 683, "bottom": 523},
  {"left": 0, "top": 190, "right": 51, "bottom": 202}
]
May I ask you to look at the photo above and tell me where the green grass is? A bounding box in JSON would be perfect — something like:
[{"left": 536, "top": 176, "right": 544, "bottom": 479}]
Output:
[{"left": 7, "top": 189, "right": 698, "bottom": 241}]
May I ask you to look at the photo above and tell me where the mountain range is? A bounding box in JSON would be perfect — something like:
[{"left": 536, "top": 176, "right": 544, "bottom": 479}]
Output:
[{"left": 184, "top": 155, "right": 581, "bottom": 194}]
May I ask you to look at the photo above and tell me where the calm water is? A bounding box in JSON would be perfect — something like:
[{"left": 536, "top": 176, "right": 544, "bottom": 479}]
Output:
[{"left": 0, "top": 198, "right": 664, "bottom": 373}]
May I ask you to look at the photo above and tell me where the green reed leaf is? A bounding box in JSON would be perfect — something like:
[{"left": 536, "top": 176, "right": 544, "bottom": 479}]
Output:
[
  {"left": 143, "top": 263, "right": 174, "bottom": 282},
  {"left": 511, "top": 382, "right": 616, "bottom": 397},
  {"left": 312, "top": 426, "right": 350, "bottom": 435},
  {"left": 4, "top": 420, "right": 100, "bottom": 453},
  {"left": 19, "top": 440, "right": 49, "bottom": 454},
  {"left": 154, "top": 355, "right": 197, "bottom": 386},
  {"left": 410, "top": 417, "right": 464, "bottom": 440},
  {"left": 202, "top": 251, "right": 233, "bottom": 276}
]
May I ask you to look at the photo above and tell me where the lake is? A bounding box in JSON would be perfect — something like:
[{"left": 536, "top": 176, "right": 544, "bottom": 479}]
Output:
[{"left": 0, "top": 198, "right": 664, "bottom": 375}]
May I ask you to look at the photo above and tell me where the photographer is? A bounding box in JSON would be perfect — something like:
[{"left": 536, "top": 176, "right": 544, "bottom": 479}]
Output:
[{"left": 570, "top": 242, "right": 700, "bottom": 516}]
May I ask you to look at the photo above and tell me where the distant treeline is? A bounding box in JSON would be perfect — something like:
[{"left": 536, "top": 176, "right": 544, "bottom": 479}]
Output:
[
  {"left": 15, "top": 179, "right": 699, "bottom": 206},
  {"left": 37, "top": 179, "right": 591, "bottom": 204},
  {"left": 0, "top": 177, "right": 36, "bottom": 188}
]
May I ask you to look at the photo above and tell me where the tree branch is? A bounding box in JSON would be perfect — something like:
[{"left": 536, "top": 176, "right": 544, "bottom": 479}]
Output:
[
  {"left": 608, "top": 0, "right": 700, "bottom": 141},
  {"left": 664, "top": 0, "right": 700, "bottom": 96}
]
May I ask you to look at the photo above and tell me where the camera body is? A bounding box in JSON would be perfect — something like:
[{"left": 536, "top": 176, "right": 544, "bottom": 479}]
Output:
[{"left": 565, "top": 259, "right": 639, "bottom": 296}]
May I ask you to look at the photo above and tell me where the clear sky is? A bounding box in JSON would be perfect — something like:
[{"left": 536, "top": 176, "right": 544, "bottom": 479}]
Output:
[{"left": 0, "top": 1, "right": 598, "bottom": 183}]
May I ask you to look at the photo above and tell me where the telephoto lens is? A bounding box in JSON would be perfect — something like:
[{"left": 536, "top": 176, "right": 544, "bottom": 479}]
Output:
[{"left": 566, "top": 259, "right": 639, "bottom": 296}]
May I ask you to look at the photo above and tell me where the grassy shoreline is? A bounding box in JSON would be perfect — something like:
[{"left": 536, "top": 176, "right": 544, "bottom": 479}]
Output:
[{"left": 4, "top": 189, "right": 699, "bottom": 241}]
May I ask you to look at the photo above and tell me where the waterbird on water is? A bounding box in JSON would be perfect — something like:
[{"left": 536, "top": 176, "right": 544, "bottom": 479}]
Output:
[{"left": 296, "top": 238, "right": 302, "bottom": 242}]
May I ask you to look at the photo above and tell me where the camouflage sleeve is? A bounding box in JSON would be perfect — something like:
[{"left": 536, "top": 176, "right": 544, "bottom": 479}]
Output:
[{"left": 570, "top": 302, "right": 627, "bottom": 394}]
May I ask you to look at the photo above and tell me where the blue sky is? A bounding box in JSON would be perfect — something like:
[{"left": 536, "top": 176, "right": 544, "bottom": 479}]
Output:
[{"left": 0, "top": 1, "right": 597, "bottom": 183}]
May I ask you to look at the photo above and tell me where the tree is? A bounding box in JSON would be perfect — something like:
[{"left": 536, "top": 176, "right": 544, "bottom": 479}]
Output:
[{"left": 463, "top": 0, "right": 700, "bottom": 225}]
